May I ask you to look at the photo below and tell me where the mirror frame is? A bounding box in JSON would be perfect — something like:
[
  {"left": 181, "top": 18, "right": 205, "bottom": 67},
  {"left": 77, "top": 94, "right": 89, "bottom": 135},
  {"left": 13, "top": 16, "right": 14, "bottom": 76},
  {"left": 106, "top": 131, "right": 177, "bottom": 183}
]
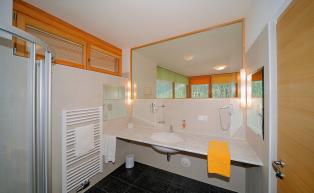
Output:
[{"left": 129, "top": 18, "right": 245, "bottom": 100}]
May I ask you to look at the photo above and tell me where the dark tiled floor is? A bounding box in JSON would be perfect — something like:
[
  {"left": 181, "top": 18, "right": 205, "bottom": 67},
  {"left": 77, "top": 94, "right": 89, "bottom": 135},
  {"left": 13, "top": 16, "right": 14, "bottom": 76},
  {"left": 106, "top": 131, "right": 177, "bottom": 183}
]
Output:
[{"left": 86, "top": 162, "right": 237, "bottom": 193}]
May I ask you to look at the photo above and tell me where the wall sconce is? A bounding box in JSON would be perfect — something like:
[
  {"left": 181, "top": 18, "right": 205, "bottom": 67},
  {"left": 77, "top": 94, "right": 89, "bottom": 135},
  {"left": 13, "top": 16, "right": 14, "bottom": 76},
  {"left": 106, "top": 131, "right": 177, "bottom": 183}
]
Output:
[
  {"left": 246, "top": 74, "right": 252, "bottom": 108},
  {"left": 240, "top": 68, "right": 246, "bottom": 108},
  {"left": 133, "top": 83, "right": 137, "bottom": 99},
  {"left": 126, "top": 81, "right": 132, "bottom": 105}
]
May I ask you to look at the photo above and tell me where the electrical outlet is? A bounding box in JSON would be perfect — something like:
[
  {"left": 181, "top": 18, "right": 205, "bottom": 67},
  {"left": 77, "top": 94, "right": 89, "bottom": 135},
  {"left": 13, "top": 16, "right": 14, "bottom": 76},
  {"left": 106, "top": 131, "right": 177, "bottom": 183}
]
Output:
[{"left": 198, "top": 115, "right": 208, "bottom": 121}]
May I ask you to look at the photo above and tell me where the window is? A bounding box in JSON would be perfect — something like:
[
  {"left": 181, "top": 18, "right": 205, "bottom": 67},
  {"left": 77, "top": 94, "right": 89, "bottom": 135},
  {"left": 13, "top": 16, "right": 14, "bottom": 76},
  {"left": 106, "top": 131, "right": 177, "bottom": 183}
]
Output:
[
  {"left": 26, "top": 25, "right": 84, "bottom": 65},
  {"left": 156, "top": 67, "right": 188, "bottom": 99},
  {"left": 156, "top": 80, "right": 173, "bottom": 99},
  {"left": 88, "top": 45, "right": 120, "bottom": 75},
  {"left": 13, "top": 1, "right": 122, "bottom": 76},
  {"left": 211, "top": 73, "right": 239, "bottom": 98},
  {"left": 191, "top": 84, "right": 209, "bottom": 98},
  {"left": 252, "top": 80, "right": 263, "bottom": 98},
  {"left": 212, "top": 83, "right": 236, "bottom": 98},
  {"left": 175, "top": 83, "right": 187, "bottom": 98}
]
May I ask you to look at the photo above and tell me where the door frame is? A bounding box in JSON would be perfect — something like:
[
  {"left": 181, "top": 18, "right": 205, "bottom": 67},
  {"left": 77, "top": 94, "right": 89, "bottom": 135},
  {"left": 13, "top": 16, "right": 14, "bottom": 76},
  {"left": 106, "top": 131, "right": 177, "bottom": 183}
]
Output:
[{"left": 268, "top": 1, "right": 293, "bottom": 192}]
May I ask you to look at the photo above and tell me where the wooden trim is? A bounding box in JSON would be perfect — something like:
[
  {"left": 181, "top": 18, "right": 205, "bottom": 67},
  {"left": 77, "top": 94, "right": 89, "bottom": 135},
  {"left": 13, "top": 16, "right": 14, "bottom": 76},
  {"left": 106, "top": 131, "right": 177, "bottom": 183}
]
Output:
[
  {"left": 13, "top": 11, "right": 27, "bottom": 57},
  {"left": 13, "top": 0, "right": 122, "bottom": 76},
  {"left": 87, "top": 44, "right": 122, "bottom": 76},
  {"left": 131, "top": 18, "right": 244, "bottom": 50},
  {"left": 172, "top": 82, "right": 175, "bottom": 99},
  {"left": 189, "top": 75, "right": 211, "bottom": 85},
  {"left": 13, "top": 0, "right": 121, "bottom": 55},
  {"left": 86, "top": 65, "right": 120, "bottom": 76},
  {"left": 208, "top": 83, "right": 212, "bottom": 98},
  {"left": 55, "top": 59, "right": 86, "bottom": 69}
]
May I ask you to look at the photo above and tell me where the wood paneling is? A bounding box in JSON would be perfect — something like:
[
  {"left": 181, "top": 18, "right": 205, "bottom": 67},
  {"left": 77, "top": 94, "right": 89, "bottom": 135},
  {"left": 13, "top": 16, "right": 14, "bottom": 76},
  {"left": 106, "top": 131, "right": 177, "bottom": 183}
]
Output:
[{"left": 277, "top": 0, "right": 314, "bottom": 192}]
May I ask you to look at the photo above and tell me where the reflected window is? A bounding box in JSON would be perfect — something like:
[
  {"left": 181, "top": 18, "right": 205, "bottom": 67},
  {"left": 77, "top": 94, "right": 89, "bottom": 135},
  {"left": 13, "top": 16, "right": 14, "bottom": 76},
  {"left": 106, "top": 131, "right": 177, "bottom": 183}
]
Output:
[
  {"left": 212, "top": 83, "right": 236, "bottom": 98},
  {"left": 175, "top": 83, "right": 187, "bottom": 98},
  {"left": 252, "top": 80, "right": 263, "bottom": 97},
  {"left": 191, "top": 84, "right": 209, "bottom": 98},
  {"left": 156, "top": 80, "right": 173, "bottom": 98}
]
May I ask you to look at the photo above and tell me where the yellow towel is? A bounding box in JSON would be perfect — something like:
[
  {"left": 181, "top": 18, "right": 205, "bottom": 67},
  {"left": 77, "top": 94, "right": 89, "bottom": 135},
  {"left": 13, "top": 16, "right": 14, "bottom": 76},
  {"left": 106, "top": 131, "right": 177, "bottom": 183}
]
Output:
[{"left": 207, "top": 140, "right": 230, "bottom": 178}]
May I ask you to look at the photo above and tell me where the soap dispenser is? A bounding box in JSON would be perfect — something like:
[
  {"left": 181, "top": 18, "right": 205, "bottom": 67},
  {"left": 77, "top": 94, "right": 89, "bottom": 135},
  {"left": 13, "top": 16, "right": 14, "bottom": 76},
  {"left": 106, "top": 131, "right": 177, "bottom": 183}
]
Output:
[{"left": 182, "top": 120, "right": 186, "bottom": 129}]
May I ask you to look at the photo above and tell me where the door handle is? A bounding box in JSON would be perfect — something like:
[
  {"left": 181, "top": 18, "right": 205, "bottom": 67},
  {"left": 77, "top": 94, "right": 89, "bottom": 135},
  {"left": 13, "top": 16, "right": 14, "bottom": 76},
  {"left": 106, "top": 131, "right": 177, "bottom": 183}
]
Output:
[
  {"left": 272, "top": 160, "right": 285, "bottom": 180},
  {"left": 273, "top": 160, "right": 285, "bottom": 167}
]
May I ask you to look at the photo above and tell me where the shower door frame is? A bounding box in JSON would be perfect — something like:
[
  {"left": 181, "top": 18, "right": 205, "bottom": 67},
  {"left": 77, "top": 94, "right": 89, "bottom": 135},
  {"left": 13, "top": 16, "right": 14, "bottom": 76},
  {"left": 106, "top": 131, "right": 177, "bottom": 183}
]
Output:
[{"left": 0, "top": 21, "right": 52, "bottom": 193}]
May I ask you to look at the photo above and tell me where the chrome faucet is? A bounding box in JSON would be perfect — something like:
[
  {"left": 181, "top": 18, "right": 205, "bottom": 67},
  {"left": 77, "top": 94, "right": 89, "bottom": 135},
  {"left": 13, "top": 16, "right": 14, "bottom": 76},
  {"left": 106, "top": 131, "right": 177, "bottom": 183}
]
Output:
[{"left": 169, "top": 125, "right": 174, "bottom": 133}]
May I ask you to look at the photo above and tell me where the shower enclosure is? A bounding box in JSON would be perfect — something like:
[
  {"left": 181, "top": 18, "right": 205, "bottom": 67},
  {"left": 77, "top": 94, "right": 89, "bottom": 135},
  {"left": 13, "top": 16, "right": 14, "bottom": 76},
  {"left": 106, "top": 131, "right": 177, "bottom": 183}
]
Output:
[{"left": 0, "top": 22, "right": 52, "bottom": 193}]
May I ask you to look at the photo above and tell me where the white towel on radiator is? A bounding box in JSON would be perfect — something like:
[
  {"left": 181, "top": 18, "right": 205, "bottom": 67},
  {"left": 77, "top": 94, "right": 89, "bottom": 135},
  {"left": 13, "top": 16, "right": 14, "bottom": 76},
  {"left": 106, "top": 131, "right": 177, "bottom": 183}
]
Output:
[
  {"left": 103, "top": 135, "right": 116, "bottom": 163},
  {"left": 75, "top": 124, "right": 94, "bottom": 157}
]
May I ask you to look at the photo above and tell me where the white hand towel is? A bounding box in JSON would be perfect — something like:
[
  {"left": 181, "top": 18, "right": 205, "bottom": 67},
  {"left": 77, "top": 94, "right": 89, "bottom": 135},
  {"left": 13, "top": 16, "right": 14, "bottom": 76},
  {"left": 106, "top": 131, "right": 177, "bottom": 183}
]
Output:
[
  {"left": 75, "top": 124, "right": 94, "bottom": 157},
  {"left": 103, "top": 135, "right": 116, "bottom": 163}
]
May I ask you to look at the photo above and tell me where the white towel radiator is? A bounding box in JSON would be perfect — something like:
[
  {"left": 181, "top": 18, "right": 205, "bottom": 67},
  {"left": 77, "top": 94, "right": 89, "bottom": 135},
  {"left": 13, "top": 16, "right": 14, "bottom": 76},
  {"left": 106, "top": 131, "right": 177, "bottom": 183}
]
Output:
[{"left": 61, "top": 107, "right": 103, "bottom": 193}]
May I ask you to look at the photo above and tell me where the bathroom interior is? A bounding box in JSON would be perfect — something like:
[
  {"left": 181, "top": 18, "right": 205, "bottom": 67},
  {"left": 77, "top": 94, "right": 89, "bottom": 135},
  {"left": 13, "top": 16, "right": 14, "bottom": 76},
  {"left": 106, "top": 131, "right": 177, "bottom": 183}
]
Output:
[{"left": 0, "top": 0, "right": 313, "bottom": 193}]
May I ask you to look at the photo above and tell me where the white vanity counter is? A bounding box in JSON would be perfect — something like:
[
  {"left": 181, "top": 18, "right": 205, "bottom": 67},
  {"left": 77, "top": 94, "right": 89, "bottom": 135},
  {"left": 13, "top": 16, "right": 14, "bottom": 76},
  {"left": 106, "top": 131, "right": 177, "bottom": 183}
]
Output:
[{"left": 104, "top": 126, "right": 263, "bottom": 166}]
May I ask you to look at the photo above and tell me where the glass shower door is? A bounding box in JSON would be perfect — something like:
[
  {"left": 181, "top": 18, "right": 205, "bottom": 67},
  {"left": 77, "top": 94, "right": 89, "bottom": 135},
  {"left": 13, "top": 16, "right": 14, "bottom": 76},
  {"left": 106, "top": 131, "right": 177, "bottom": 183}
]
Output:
[{"left": 0, "top": 25, "right": 51, "bottom": 193}]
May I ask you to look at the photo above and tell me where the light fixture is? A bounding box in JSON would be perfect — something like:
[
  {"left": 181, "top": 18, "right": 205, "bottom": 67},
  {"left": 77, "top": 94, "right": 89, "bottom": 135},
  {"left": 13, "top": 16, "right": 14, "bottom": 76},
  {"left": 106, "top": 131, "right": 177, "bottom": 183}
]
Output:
[
  {"left": 126, "top": 81, "right": 132, "bottom": 105},
  {"left": 214, "top": 65, "right": 227, "bottom": 71},
  {"left": 246, "top": 74, "right": 252, "bottom": 108},
  {"left": 183, "top": 54, "right": 194, "bottom": 61},
  {"left": 240, "top": 68, "right": 246, "bottom": 108}
]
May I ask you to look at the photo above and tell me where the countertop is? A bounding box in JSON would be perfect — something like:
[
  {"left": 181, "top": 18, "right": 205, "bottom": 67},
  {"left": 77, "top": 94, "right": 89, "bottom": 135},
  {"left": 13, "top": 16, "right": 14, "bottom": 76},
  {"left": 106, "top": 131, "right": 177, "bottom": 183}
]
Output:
[{"left": 104, "top": 126, "right": 263, "bottom": 166}]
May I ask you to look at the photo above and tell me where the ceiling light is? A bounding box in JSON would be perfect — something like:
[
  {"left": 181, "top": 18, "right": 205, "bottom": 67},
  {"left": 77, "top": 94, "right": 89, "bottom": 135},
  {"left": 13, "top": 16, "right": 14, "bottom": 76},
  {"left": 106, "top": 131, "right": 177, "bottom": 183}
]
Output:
[
  {"left": 184, "top": 55, "right": 194, "bottom": 61},
  {"left": 214, "top": 65, "right": 227, "bottom": 71}
]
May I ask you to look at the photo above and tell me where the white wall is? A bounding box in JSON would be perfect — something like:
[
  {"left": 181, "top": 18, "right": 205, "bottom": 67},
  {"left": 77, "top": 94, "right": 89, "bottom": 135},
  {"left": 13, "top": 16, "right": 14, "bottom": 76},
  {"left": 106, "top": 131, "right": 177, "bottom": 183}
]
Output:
[
  {"left": 245, "top": 0, "right": 288, "bottom": 51},
  {"left": 51, "top": 65, "right": 129, "bottom": 193},
  {"left": 133, "top": 98, "right": 245, "bottom": 139},
  {"left": 0, "top": 0, "right": 12, "bottom": 39},
  {"left": 132, "top": 51, "right": 157, "bottom": 99},
  {"left": 122, "top": 48, "right": 131, "bottom": 74}
]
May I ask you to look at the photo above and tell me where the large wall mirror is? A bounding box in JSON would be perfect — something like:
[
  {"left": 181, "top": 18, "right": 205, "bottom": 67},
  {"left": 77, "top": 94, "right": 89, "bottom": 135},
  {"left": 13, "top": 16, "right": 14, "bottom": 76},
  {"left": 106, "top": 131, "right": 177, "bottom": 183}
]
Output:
[
  {"left": 131, "top": 21, "right": 244, "bottom": 99},
  {"left": 247, "top": 67, "right": 264, "bottom": 139}
]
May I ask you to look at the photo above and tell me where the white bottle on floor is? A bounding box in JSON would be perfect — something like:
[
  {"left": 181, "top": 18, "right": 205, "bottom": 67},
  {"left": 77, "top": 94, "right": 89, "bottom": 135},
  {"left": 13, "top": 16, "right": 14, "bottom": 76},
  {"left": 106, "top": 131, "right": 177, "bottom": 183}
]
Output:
[{"left": 125, "top": 154, "right": 134, "bottom": 169}]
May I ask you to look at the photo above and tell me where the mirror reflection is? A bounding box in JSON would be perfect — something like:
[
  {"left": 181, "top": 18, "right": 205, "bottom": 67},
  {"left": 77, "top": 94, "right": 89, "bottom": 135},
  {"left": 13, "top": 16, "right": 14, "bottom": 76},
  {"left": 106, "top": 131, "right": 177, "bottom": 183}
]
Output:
[
  {"left": 247, "top": 67, "right": 264, "bottom": 139},
  {"left": 132, "top": 22, "right": 243, "bottom": 99},
  {"left": 103, "top": 85, "right": 127, "bottom": 120}
]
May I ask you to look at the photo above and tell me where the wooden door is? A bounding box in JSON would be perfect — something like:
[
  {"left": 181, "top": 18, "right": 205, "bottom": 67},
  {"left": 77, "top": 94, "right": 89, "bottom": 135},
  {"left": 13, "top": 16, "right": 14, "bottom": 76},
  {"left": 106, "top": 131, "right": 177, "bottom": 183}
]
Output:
[{"left": 277, "top": 0, "right": 314, "bottom": 192}]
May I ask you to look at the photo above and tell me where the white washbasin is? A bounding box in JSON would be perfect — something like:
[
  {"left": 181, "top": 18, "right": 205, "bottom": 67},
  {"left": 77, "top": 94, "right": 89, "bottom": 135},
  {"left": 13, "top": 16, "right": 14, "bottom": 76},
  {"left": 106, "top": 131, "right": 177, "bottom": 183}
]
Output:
[
  {"left": 151, "top": 145, "right": 179, "bottom": 154},
  {"left": 150, "top": 132, "right": 183, "bottom": 144},
  {"left": 150, "top": 132, "right": 183, "bottom": 154}
]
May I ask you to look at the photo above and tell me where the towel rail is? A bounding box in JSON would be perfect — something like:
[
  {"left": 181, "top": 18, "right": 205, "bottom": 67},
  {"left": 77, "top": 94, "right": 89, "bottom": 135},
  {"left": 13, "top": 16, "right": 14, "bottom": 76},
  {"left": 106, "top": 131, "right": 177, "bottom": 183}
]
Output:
[{"left": 62, "top": 107, "right": 103, "bottom": 193}]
